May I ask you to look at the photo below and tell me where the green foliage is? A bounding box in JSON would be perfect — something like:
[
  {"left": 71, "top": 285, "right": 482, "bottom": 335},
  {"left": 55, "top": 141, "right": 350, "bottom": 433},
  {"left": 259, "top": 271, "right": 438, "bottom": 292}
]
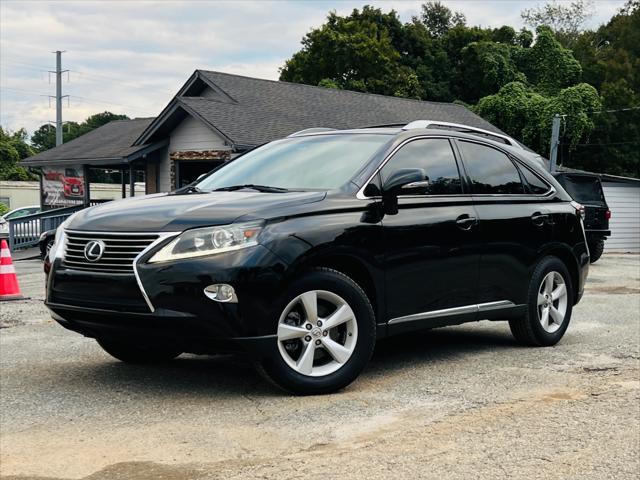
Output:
[
  {"left": 419, "top": 1, "right": 466, "bottom": 38},
  {"left": 0, "top": 203, "right": 9, "bottom": 216},
  {"left": 0, "top": 127, "right": 36, "bottom": 181}
]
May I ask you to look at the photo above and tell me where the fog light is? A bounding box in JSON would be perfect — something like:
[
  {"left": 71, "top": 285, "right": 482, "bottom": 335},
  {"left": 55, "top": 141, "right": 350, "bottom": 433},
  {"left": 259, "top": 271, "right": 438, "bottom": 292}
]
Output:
[{"left": 204, "top": 284, "right": 237, "bottom": 303}]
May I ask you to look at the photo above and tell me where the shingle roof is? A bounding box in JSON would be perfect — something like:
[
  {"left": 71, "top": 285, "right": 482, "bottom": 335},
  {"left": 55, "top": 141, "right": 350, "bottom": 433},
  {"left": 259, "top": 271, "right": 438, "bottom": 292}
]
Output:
[
  {"left": 182, "top": 70, "right": 503, "bottom": 146},
  {"left": 21, "top": 117, "right": 155, "bottom": 166}
]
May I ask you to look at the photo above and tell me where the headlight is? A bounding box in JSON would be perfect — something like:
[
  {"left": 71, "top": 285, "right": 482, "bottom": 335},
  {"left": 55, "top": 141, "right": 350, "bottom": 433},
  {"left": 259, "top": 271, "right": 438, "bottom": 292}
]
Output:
[
  {"left": 149, "top": 222, "right": 263, "bottom": 263},
  {"left": 48, "top": 211, "right": 79, "bottom": 262}
]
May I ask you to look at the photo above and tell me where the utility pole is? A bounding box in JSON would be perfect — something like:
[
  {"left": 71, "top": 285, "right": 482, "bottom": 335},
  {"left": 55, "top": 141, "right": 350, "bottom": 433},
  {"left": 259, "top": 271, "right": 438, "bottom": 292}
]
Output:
[
  {"left": 549, "top": 114, "right": 561, "bottom": 173},
  {"left": 49, "top": 51, "right": 68, "bottom": 146}
]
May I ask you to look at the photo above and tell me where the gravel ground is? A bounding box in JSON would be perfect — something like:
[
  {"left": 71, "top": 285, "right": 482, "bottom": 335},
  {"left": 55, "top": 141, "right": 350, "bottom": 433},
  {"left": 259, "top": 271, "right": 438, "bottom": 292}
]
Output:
[{"left": 0, "top": 255, "right": 639, "bottom": 480}]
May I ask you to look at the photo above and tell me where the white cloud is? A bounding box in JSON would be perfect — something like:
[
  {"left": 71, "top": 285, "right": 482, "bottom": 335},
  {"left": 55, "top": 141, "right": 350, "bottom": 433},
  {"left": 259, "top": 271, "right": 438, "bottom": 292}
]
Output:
[{"left": 0, "top": 0, "right": 627, "bottom": 134}]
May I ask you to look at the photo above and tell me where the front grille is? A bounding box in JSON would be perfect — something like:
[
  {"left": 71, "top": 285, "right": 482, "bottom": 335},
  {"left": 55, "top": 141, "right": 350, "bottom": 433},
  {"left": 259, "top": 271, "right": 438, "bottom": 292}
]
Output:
[{"left": 62, "top": 231, "right": 159, "bottom": 274}]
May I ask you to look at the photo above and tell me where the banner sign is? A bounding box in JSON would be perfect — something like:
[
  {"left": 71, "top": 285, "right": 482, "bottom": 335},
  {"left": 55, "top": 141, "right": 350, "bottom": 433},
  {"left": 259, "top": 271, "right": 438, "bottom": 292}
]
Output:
[{"left": 41, "top": 166, "right": 85, "bottom": 208}]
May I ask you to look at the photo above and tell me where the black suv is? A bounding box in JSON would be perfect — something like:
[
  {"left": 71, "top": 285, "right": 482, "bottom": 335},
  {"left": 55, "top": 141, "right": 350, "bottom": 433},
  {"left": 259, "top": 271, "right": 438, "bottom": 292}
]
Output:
[
  {"left": 45, "top": 121, "right": 590, "bottom": 394},
  {"left": 553, "top": 172, "right": 610, "bottom": 263}
]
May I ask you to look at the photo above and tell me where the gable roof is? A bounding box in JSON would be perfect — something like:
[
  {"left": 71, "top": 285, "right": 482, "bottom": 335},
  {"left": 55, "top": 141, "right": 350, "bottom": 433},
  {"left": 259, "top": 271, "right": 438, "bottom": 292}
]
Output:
[
  {"left": 21, "top": 118, "right": 157, "bottom": 167},
  {"left": 136, "top": 70, "right": 504, "bottom": 148}
]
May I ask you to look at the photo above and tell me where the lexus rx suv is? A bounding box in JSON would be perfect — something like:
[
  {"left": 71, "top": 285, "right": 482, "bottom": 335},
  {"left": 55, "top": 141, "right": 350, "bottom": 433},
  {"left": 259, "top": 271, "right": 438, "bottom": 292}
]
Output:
[{"left": 45, "top": 121, "right": 589, "bottom": 395}]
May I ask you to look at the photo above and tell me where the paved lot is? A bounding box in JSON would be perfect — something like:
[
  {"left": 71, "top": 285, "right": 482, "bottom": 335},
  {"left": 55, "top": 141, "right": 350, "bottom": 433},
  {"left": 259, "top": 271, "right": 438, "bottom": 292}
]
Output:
[{"left": 1, "top": 255, "right": 639, "bottom": 480}]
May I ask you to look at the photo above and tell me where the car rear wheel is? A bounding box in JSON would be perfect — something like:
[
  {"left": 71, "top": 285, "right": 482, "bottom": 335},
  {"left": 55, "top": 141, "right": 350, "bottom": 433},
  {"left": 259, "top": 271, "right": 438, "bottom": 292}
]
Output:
[
  {"left": 588, "top": 238, "right": 605, "bottom": 263},
  {"left": 509, "top": 256, "right": 573, "bottom": 347},
  {"left": 258, "top": 268, "right": 376, "bottom": 395},
  {"left": 97, "top": 338, "right": 182, "bottom": 364}
]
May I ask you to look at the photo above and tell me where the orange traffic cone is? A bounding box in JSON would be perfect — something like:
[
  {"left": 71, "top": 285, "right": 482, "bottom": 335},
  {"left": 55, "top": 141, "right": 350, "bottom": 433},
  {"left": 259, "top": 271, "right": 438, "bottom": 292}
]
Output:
[{"left": 0, "top": 239, "right": 24, "bottom": 301}]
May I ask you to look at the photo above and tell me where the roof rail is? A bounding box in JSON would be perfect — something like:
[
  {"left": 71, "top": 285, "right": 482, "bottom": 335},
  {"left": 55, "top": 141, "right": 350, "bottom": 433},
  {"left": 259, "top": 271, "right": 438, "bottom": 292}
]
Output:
[
  {"left": 287, "top": 127, "right": 338, "bottom": 137},
  {"left": 402, "top": 120, "right": 523, "bottom": 149}
]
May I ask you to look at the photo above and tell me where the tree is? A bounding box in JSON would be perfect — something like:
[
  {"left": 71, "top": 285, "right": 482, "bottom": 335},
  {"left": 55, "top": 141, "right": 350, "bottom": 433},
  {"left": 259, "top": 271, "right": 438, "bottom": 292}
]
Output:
[
  {"left": 521, "top": 0, "right": 595, "bottom": 46},
  {"left": 280, "top": 2, "right": 634, "bottom": 175},
  {"left": 420, "top": 1, "right": 466, "bottom": 38},
  {"left": 474, "top": 81, "right": 601, "bottom": 154},
  {"left": 0, "top": 127, "right": 37, "bottom": 181}
]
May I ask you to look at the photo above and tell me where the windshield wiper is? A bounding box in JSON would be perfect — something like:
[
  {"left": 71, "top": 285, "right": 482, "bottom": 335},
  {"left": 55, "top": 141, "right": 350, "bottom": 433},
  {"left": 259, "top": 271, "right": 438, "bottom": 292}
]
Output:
[
  {"left": 214, "top": 184, "right": 289, "bottom": 193},
  {"left": 179, "top": 185, "right": 205, "bottom": 194}
]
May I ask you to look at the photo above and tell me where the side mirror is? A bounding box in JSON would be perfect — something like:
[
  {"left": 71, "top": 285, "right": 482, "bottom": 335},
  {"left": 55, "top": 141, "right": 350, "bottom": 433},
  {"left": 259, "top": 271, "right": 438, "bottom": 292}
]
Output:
[
  {"left": 382, "top": 168, "right": 428, "bottom": 195},
  {"left": 196, "top": 173, "right": 207, "bottom": 182}
]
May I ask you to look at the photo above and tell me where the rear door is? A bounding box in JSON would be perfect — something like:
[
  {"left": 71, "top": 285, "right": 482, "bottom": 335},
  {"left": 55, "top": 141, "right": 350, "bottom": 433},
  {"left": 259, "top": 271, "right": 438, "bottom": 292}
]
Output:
[
  {"left": 456, "top": 140, "right": 554, "bottom": 310},
  {"left": 381, "top": 137, "right": 480, "bottom": 332}
]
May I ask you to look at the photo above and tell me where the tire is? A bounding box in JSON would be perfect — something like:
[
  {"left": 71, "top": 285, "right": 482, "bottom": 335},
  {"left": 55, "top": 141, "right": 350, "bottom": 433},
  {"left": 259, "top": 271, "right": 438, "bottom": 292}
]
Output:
[
  {"left": 509, "top": 256, "right": 573, "bottom": 347},
  {"left": 258, "top": 268, "right": 376, "bottom": 395},
  {"left": 588, "top": 238, "right": 605, "bottom": 263},
  {"left": 96, "top": 338, "right": 182, "bottom": 364}
]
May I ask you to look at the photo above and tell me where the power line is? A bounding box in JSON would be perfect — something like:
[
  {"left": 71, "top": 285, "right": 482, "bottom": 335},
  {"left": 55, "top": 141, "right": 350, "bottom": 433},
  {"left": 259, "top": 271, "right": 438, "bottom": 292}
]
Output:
[
  {"left": 566, "top": 141, "right": 640, "bottom": 147},
  {"left": 562, "top": 106, "right": 640, "bottom": 117}
]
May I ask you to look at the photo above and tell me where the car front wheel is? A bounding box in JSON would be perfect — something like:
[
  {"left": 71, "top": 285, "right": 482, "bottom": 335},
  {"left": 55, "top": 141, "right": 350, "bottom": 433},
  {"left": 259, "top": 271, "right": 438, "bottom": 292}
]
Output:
[{"left": 258, "top": 268, "right": 376, "bottom": 395}]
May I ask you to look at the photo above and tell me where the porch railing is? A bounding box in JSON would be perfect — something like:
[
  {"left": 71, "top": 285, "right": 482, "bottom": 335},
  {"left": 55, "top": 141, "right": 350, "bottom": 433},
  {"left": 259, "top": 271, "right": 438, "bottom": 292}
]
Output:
[{"left": 7, "top": 200, "right": 109, "bottom": 251}]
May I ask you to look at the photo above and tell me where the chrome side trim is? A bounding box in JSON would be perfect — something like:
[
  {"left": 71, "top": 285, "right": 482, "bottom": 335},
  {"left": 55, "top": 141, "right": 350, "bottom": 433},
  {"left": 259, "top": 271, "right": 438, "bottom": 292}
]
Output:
[
  {"left": 133, "top": 232, "right": 180, "bottom": 313},
  {"left": 477, "top": 300, "right": 516, "bottom": 312},
  {"left": 388, "top": 301, "right": 516, "bottom": 325},
  {"left": 388, "top": 304, "right": 477, "bottom": 325}
]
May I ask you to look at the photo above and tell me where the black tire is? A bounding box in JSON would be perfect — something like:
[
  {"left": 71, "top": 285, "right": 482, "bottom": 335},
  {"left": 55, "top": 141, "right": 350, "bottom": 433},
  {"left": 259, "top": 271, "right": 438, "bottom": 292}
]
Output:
[
  {"left": 509, "top": 256, "right": 573, "bottom": 347},
  {"left": 96, "top": 338, "right": 182, "bottom": 364},
  {"left": 258, "top": 268, "right": 376, "bottom": 395},
  {"left": 588, "top": 238, "right": 605, "bottom": 263}
]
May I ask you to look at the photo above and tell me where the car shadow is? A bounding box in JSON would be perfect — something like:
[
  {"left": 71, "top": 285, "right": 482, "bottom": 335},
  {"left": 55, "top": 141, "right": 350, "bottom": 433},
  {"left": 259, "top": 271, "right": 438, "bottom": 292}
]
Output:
[{"left": 59, "top": 323, "right": 518, "bottom": 397}]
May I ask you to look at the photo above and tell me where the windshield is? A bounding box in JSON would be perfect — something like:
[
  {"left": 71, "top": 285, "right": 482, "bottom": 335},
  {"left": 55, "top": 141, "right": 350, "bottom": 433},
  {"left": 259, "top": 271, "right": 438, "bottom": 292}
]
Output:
[
  {"left": 558, "top": 175, "right": 605, "bottom": 204},
  {"left": 65, "top": 168, "right": 80, "bottom": 177},
  {"left": 196, "top": 134, "right": 391, "bottom": 191}
]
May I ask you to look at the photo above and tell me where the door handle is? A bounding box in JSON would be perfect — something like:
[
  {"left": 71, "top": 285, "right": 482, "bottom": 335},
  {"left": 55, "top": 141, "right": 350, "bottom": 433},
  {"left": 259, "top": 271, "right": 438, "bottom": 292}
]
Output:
[
  {"left": 531, "top": 212, "right": 549, "bottom": 226},
  {"left": 456, "top": 214, "right": 477, "bottom": 230}
]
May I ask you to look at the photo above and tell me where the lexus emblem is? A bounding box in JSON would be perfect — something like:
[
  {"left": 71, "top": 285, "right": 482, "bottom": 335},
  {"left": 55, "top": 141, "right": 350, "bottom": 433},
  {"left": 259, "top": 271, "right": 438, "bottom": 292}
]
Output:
[{"left": 84, "top": 240, "right": 106, "bottom": 262}]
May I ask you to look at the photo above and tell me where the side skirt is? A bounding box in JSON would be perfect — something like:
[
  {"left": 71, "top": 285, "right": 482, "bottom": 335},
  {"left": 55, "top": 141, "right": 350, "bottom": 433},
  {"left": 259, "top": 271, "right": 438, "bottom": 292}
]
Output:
[{"left": 386, "top": 301, "right": 527, "bottom": 336}]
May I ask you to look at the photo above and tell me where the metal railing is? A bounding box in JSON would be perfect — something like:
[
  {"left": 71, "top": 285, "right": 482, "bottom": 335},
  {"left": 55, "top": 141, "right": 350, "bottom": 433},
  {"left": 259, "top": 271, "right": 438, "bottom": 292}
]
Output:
[{"left": 7, "top": 200, "right": 110, "bottom": 251}]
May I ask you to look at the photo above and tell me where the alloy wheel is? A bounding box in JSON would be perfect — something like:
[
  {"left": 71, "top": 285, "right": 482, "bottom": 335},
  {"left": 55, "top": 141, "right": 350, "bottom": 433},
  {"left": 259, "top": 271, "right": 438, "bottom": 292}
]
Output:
[
  {"left": 537, "top": 271, "right": 568, "bottom": 333},
  {"left": 277, "top": 290, "right": 358, "bottom": 377}
]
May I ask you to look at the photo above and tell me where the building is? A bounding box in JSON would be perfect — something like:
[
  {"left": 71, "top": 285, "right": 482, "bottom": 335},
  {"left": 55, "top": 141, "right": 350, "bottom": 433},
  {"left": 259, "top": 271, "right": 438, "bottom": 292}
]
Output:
[{"left": 22, "top": 70, "right": 504, "bottom": 195}]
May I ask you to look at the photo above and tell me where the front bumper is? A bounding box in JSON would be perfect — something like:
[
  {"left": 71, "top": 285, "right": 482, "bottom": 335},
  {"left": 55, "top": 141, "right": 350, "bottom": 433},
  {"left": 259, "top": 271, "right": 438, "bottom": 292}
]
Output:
[{"left": 46, "top": 244, "right": 288, "bottom": 354}]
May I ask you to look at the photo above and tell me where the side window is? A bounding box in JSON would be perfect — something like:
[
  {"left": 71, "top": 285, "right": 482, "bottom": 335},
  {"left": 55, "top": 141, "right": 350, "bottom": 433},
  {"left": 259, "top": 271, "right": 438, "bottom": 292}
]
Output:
[
  {"left": 519, "top": 166, "right": 551, "bottom": 195},
  {"left": 458, "top": 141, "right": 524, "bottom": 194},
  {"left": 380, "top": 139, "right": 462, "bottom": 195}
]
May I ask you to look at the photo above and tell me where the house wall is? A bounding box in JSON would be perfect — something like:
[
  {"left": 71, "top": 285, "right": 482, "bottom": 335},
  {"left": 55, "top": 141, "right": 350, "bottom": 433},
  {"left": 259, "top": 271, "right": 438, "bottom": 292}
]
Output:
[
  {"left": 602, "top": 181, "right": 640, "bottom": 253},
  {"left": 157, "top": 114, "right": 231, "bottom": 192}
]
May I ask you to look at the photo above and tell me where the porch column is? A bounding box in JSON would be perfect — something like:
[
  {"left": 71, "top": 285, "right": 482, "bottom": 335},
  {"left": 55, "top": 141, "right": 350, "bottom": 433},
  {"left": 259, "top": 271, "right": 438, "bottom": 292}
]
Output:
[
  {"left": 121, "top": 168, "right": 126, "bottom": 198},
  {"left": 129, "top": 163, "right": 135, "bottom": 196}
]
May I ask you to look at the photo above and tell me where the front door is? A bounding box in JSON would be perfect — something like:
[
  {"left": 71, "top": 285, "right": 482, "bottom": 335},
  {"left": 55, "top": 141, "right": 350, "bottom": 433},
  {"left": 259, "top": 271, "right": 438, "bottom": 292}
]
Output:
[{"left": 380, "top": 138, "right": 480, "bottom": 333}]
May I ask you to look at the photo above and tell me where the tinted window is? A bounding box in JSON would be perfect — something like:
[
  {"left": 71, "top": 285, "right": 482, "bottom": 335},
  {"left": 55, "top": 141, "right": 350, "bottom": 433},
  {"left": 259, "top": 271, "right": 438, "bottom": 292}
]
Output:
[
  {"left": 381, "top": 139, "right": 462, "bottom": 195},
  {"left": 459, "top": 141, "right": 524, "bottom": 194},
  {"left": 520, "top": 167, "right": 550, "bottom": 195},
  {"left": 556, "top": 175, "right": 605, "bottom": 204}
]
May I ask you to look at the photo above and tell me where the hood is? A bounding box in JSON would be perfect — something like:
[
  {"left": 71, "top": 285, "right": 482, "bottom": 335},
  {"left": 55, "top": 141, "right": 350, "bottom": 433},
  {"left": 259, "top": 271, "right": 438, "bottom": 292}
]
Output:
[
  {"left": 67, "top": 190, "right": 326, "bottom": 232},
  {"left": 64, "top": 178, "right": 82, "bottom": 184}
]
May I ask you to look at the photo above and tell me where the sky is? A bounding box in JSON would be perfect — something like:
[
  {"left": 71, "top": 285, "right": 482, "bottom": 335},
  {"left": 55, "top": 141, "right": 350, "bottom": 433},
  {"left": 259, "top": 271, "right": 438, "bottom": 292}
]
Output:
[{"left": 0, "top": 0, "right": 627, "bottom": 135}]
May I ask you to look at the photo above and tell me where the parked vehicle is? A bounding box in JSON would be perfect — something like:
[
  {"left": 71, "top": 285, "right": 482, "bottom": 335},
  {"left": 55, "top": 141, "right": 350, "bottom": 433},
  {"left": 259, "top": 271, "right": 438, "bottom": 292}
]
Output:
[
  {"left": 39, "top": 229, "right": 56, "bottom": 259},
  {"left": 45, "top": 121, "right": 589, "bottom": 394},
  {"left": 0, "top": 205, "right": 42, "bottom": 239},
  {"left": 553, "top": 172, "right": 610, "bottom": 263}
]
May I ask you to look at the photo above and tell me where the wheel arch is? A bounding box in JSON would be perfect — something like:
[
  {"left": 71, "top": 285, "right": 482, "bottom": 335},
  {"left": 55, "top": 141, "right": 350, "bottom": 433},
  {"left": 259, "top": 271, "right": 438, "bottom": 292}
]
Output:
[
  {"left": 537, "top": 244, "right": 580, "bottom": 304},
  {"left": 286, "top": 251, "right": 383, "bottom": 326}
]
